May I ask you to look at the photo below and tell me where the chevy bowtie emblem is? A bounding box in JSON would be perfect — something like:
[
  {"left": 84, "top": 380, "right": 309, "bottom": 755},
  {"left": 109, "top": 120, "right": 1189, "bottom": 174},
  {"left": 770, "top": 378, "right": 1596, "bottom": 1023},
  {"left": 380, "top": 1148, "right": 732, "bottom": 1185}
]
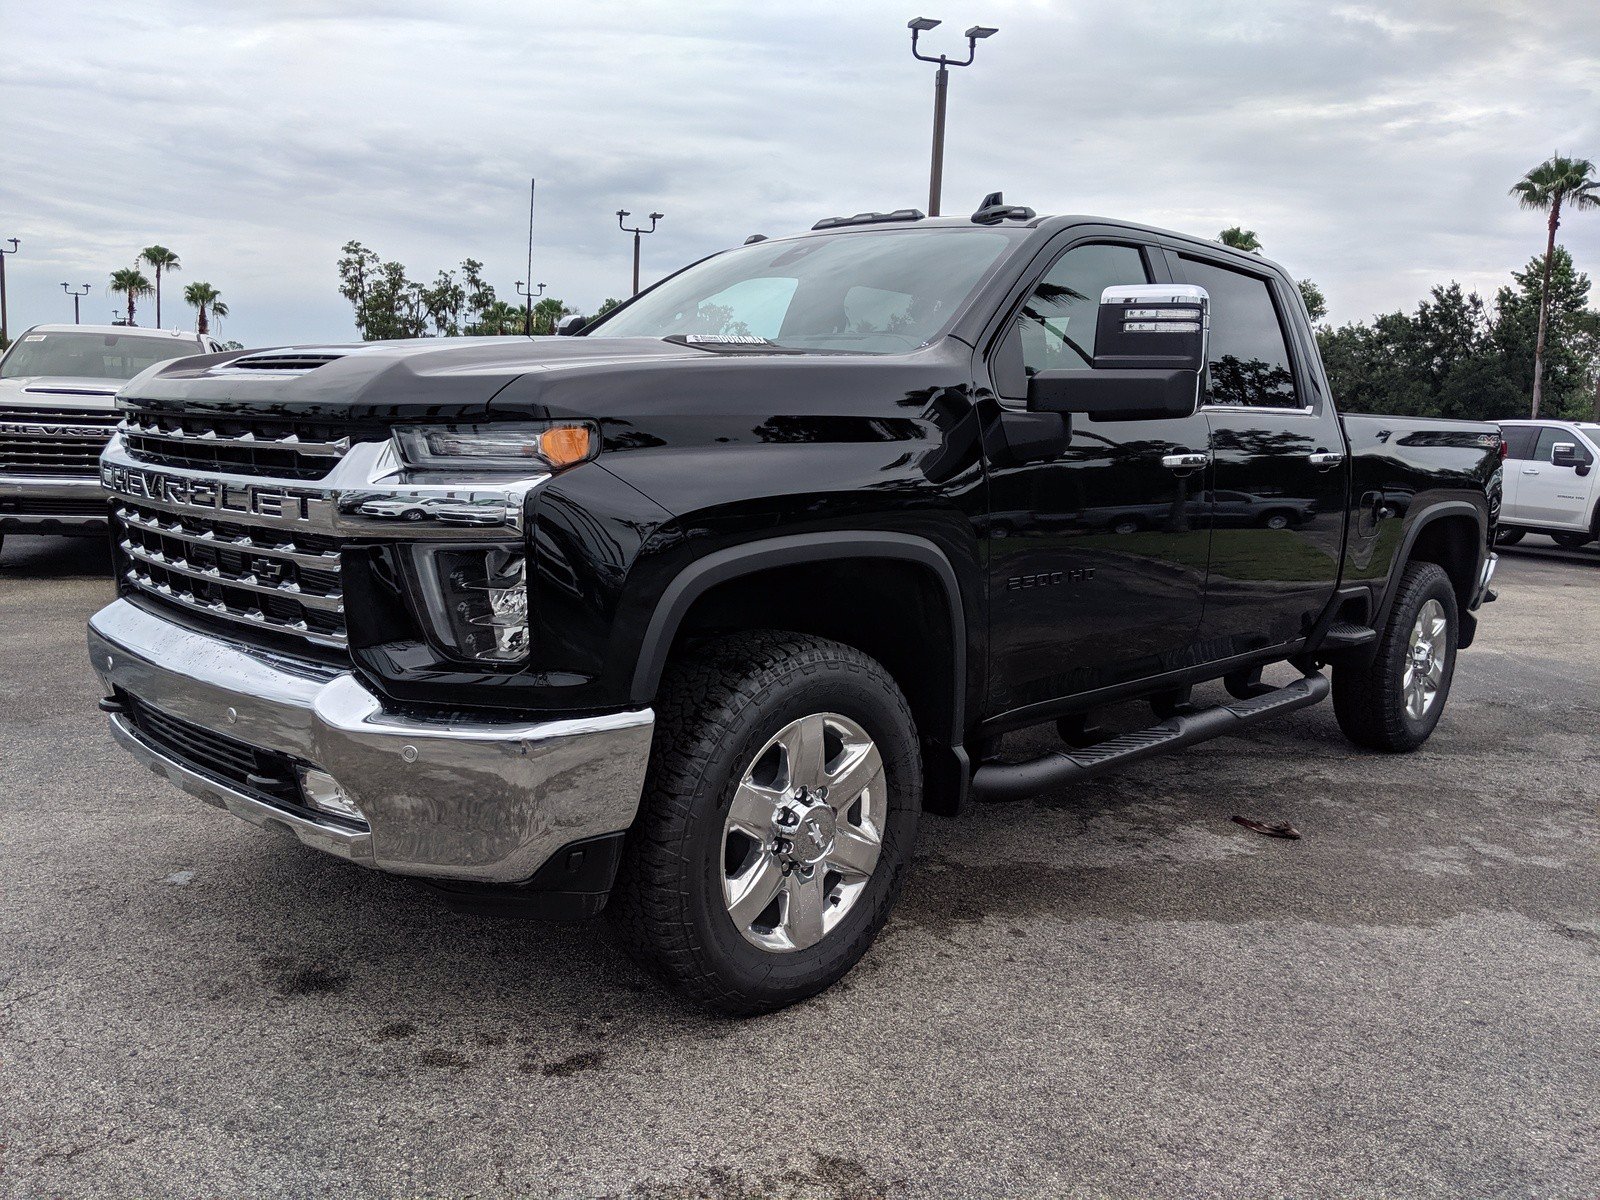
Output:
[{"left": 805, "top": 820, "right": 827, "bottom": 851}]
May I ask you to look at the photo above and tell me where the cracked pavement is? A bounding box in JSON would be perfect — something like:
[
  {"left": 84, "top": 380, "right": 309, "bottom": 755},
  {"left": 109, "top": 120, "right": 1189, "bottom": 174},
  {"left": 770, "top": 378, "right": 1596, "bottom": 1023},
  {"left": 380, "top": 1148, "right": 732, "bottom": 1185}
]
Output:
[{"left": 2, "top": 535, "right": 1597, "bottom": 1198}]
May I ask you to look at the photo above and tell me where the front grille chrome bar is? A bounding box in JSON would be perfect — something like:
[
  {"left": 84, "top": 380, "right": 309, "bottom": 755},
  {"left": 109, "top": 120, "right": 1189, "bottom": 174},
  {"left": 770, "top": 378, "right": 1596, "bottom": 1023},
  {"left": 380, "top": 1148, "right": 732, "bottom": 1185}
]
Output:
[
  {"left": 123, "top": 567, "right": 348, "bottom": 648},
  {"left": 115, "top": 505, "right": 340, "bottom": 570},
  {"left": 119, "top": 538, "right": 344, "bottom": 611},
  {"left": 121, "top": 416, "right": 351, "bottom": 458}
]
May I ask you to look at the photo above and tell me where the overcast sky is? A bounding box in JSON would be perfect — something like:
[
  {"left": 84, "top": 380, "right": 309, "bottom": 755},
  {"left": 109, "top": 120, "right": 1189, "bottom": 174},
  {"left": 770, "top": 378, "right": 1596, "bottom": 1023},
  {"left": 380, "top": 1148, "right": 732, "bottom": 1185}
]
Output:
[{"left": 3, "top": 0, "right": 1598, "bottom": 347}]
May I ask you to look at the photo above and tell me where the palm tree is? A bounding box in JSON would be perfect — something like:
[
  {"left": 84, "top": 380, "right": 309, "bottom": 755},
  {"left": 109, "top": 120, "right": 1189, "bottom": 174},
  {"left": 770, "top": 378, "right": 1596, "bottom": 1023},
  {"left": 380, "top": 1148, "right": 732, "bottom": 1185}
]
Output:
[
  {"left": 1218, "top": 226, "right": 1263, "bottom": 253},
  {"left": 183, "top": 282, "right": 227, "bottom": 334},
  {"left": 139, "top": 245, "right": 181, "bottom": 328},
  {"left": 1510, "top": 155, "right": 1599, "bottom": 418},
  {"left": 109, "top": 268, "right": 153, "bottom": 326}
]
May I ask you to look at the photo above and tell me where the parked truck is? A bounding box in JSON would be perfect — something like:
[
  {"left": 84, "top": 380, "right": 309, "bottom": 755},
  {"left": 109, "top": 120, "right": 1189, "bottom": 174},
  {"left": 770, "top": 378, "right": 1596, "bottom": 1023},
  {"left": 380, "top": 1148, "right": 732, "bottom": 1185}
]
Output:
[
  {"left": 0, "top": 324, "right": 223, "bottom": 555},
  {"left": 88, "top": 197, "right": 1502, "bottom": 1013}
]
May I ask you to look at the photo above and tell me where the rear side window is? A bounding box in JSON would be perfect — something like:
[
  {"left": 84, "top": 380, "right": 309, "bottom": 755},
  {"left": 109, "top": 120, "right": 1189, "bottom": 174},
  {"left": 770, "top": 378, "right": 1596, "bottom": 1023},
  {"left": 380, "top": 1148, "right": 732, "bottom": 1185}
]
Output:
[
  {"left": 1500, "top": 427, "right": 1539, "bottom": 460},
  {"left": 1178, "top": 257, "right": 1301, "bottom": 410},
  {"left": 1534, "top": 427, "right": 1593, "bottom": 465}
]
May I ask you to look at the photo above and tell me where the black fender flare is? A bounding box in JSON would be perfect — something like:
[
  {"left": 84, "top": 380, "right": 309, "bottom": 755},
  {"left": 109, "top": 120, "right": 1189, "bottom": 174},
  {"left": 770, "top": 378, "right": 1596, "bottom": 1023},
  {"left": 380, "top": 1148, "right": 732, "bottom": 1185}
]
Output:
[
  {"left": 1371, "top": 499, "right": 1487, "bottom": 644},
  {"left": 628, "top": 531, "right": 968, "bottom": 745}
]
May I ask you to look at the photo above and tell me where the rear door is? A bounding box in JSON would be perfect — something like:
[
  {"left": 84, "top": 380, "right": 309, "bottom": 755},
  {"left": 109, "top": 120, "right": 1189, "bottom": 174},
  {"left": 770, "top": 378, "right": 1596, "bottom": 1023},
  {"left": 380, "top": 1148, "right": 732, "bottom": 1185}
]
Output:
[
  {"left": 1170, "top": 252, "right": 1345, "bottom": 655},
  {"left": 1497, "top": 425, "right": 1539, "bottom": 520},
  {"left": 981, "top": 238, "right": 1213, "bottom": 715},
  {"left": 1517, "top": 426, "right": 1595, "bottom": 527}
]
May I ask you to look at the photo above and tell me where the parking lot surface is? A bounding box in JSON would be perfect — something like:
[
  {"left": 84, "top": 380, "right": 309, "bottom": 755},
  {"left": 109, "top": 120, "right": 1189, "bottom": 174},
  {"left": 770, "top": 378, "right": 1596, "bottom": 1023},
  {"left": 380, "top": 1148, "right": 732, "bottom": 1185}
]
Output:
[{"left": 2, "top": 535, "right": 1597, "bottom": 1198}]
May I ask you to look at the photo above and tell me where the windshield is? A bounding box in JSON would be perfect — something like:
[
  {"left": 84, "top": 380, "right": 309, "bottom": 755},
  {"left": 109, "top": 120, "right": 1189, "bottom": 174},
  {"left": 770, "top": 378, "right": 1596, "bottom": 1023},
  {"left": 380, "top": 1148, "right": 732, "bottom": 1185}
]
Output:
[
  {"left": 0, "top": 331, "right": 204, "bottom": 381},
  {"left": 590, "top": 228, "right": 1014, "bottom": 353}
]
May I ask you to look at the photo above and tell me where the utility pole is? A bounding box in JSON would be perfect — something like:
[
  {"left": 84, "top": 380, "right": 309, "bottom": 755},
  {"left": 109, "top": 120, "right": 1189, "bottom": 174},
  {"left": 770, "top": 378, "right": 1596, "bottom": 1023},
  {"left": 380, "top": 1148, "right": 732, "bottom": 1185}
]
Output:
[
  {"left": 617, "top": 210, "right": 663, "bottom": 296},
  {"left": 62, "top": 283, "right": 91, "bottom": 324},
  {"left": 522, "top": 178, "right": 537, "bottom": 334},
  {"left": 0, "top": 238, "right": 18, "bottom": 347},
  {"left": 907, "top": 18, "right": 997, "bottom": 217}
]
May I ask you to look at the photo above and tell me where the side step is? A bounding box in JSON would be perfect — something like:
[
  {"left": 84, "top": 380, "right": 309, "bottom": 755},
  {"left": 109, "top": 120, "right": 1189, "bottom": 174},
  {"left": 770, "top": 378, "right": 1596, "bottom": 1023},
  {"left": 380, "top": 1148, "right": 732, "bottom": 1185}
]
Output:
[
  {"left": 1319, "top": 621, "right": 1377, "bottom": 652},
  {"left": 971, "top": 671, "right": 1330, "bottom": 803}
]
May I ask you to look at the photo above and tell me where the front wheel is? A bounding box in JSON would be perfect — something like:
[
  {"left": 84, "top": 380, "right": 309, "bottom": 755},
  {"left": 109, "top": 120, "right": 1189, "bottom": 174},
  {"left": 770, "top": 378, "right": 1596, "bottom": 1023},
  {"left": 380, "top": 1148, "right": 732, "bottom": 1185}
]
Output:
[
  {"left": 609, "top": 631, "right": 921, "bottom": 1015},
  {"left": 1495, "top": 527, "right": 1525, "bottom": 546},
  {"left": 1552, "top": 532, "right": 1592, "bottom": 550},
  {"left": 1332, "top": 561, "right": 1458, "bottom": 752}
]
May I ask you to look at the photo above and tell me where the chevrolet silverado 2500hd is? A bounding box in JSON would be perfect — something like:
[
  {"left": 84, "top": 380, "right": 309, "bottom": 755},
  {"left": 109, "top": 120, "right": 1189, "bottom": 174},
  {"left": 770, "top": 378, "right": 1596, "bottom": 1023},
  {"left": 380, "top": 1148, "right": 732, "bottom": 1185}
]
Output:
[
  {"left": 0, "top": 324, "right": 221, "bottom": 554},
  {"left": 88, "top": 199, "right": 1502, "bottom": 1013}
]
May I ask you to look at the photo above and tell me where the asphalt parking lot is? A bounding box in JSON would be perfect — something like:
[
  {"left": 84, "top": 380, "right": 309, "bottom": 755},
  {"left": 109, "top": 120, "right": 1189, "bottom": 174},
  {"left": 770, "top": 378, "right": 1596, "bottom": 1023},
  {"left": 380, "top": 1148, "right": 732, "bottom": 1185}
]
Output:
[{"left": 2, "top": 534, "right": 1597, "bottom": 1199}]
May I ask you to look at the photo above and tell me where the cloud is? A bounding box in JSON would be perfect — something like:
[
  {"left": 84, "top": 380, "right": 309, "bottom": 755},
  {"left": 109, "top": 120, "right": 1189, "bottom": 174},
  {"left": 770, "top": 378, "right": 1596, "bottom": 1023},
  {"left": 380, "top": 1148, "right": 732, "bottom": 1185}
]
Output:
[{"left": 1, "top": 0, "right": 1596, "bottom": 345}]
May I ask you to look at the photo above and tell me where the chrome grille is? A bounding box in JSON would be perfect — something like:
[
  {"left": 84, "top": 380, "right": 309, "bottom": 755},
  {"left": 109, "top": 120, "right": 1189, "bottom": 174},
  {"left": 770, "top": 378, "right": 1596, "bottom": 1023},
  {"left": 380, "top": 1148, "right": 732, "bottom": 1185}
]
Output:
[
  {"left": 121, "top": 412, "right": 358, "bottom": 480},
  {"left": 0, "top": 404, "right": 121, "bottom": 477},
  {"left": 115, "top": 500, "right": 347, "bottom": 648}
]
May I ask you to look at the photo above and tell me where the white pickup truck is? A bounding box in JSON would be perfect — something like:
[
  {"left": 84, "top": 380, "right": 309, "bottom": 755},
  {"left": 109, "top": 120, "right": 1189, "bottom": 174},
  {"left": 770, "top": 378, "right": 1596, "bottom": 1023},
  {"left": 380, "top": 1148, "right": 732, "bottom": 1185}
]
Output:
[
  {"left": 0, "top": 324, "right": 222, "bottom": 556},
  {"left": 1497, "top": 419, "right": 1600, "bottom": 550}
]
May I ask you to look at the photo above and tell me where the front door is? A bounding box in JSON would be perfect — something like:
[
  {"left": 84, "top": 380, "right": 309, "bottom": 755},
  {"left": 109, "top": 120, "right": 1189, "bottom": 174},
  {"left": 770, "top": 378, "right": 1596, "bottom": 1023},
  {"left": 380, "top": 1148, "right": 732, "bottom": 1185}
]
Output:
[
  {"left": 982, "top": 240, "right": 1213, "bottom": 716},
  {"left": 1516, "top": 426, "right": 1595, "bottom": 528},
  {"left": 1171, "top": 253, "right": 1345, "bottom": 654}
]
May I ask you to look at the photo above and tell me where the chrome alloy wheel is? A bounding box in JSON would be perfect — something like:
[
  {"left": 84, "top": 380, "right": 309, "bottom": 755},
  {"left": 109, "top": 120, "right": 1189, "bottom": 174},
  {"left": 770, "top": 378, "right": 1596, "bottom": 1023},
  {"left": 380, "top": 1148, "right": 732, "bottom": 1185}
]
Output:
[
  {"left": 1403, "top": 598, "right": 1448, "bottom": 720},
  {"left": 720, "top": 712, "right": 886, "bottom": 953}
]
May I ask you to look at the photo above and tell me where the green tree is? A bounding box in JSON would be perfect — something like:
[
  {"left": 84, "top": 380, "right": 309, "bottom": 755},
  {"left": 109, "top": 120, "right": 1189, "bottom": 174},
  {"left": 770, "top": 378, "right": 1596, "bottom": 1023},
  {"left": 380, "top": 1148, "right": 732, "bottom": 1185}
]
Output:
[
  {"left": 423, "top": 269, "right": 466, "bottom": 336},
  {"left": 461, "top": 259, "right": 497, "bottom": 331},
  {"left": 531, "top": 295, "right": 574, "bottom": 335},
  {"left": 139, "top": 245, "right": 181, "bottom": 328},
  {"left": 183, "top": 282, "right": 228, "bottom": 335},
  {"left": 1509, "top": 154, "right": 1599, "bottom": 417},
  {"left": 592, "top": 297, "right": 622, "bottom": 320},
  {"left": 1492, "top": 248, "right": 1600, "bottom": 421},
  {"left": 1297, "top": 279, "right": 1328, "bottom": 324},
  {"left": 470, "top": 299, "right": 526, "bottom": 336},
  {"left": 109, "top": 267, "right": 153, "bottom": 326},
  {"left": 1217, "top": 226, "right": 1262, "bottom": 253}
]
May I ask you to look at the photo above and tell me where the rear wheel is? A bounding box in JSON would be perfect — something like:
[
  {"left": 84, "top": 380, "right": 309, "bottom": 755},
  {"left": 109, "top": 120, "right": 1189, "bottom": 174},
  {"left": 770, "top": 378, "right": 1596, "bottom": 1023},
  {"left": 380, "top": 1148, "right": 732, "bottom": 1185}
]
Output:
[
  {"left": 1332, "top": 561, "right": 1458, "bottom": 752},
  {"left": 609, "top": 631, "right": 920, "bottom": 1015},
  {"left": 1494, "top": 527, "right": 1524, "bottom": 546},
  {"left": 1552, "top": 531, "right": 1592, "bottom": 550}
]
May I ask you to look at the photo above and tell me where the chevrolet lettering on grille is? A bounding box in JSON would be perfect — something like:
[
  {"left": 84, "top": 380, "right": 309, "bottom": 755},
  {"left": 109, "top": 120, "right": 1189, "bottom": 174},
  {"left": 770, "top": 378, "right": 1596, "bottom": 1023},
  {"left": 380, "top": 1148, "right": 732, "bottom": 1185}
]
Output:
[{"left": 102, "top": 463, "right": 328, "bottom": 524}]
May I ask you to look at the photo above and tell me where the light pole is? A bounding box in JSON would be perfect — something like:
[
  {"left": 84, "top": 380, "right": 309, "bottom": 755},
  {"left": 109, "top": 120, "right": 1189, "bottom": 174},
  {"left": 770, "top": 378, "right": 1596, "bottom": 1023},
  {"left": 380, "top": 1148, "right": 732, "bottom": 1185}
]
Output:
[
  {"left": 617, "top": 210, "right": 663, "bottom": 296},
  {"left": 516, "top": 280, "right": 547, "bottom": 333},
  {"left": 907, "top": 18, "right": 997, "bottom": 217},
  {"left": 0, "top": 237, "right": 18, "bottom": 347},
  {"left": 62, "top": 283, "right": 91, "bottom": 324}
]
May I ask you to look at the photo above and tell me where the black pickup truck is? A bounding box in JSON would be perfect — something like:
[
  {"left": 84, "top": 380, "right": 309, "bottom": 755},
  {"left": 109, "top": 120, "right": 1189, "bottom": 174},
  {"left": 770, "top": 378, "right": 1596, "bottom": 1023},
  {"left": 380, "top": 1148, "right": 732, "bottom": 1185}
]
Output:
[{"left": 89, "top": 198, "right": 1502, "bottom": 1013}]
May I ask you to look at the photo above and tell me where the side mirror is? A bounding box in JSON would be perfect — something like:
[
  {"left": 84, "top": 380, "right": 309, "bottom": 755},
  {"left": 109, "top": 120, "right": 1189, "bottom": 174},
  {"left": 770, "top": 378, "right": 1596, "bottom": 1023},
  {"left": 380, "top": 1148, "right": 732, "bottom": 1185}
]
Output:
[
  {"left": 1551, "top": 442, "right": 1584, "bottom": 470},
  {"left": 1093, "top": 284, "right": 1209, "bottom": 372},
  {"left": 556, "top": 315, "right": 588, "bottom": 337}
]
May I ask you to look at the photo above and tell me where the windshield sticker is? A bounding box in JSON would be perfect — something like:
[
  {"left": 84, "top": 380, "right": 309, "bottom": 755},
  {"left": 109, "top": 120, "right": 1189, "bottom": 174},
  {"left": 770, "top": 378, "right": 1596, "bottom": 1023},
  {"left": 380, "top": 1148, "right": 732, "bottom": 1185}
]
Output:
[{"left": 683, "top": 334, "right": 774, "bottom": 345}]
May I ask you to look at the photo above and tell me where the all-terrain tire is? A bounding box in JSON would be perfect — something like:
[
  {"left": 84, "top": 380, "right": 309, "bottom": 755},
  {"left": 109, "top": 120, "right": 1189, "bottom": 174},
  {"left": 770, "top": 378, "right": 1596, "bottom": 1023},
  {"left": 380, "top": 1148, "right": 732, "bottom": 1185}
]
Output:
[
  {"left": 1494, "top": 527, "right": 1524, "bottom": 546},
  {"left": 1552, "top": 531, "right": 1592, "bottom": 550},
  {"left": 1332, "top": 561, "right": 1458, "bottom": 752},
  {"left": 608, "top": 630, "right": 921, "bottom": 1015}
]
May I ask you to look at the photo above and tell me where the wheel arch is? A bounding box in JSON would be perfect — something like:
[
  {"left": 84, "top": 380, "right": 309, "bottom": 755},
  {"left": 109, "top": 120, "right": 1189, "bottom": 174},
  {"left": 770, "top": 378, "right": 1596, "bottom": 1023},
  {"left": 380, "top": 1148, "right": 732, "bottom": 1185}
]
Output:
[
  {"left": 1375, "top": 502, "right": 1486, "bottom": 647},
  {"left": 629, "top": 533, "right": 971, "bottom": 814}
]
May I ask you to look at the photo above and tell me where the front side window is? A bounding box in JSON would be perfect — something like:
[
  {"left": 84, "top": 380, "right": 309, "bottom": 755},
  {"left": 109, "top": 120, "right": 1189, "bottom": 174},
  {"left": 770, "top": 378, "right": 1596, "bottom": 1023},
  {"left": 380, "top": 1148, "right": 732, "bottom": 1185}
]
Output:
[
  {"left": 1535, "top": 426, "right": 1594, "bottom": 465},
  {"left": 589, "top": 228, "right": 1014, "bottom": 354},
  {"left": 1500, "top": 426, "right": 1539, "bottom": 460},
  {"left": 1178, "top": 257, "right": 1301, "bottom": 410},
  {"left": 0, "top": 331, "right": 203, "bottom": 381},
  {"left": 1018, "top": 243, "right": 1149, "bottom": 374}
]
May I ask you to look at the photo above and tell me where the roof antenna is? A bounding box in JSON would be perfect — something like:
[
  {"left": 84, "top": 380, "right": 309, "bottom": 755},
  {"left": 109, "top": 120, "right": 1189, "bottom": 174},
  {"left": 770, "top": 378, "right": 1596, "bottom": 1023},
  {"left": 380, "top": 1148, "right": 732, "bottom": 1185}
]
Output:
[{"left": 972, "top": 191, "right": 1036, "bottom": 224}]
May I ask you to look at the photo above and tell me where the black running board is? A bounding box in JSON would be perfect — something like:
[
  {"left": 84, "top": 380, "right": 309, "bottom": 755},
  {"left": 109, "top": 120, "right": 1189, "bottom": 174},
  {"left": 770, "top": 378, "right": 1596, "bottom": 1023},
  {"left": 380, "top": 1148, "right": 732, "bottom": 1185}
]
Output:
[{"left": 970, "top": 672, "right": 1330, "bottom": 802}]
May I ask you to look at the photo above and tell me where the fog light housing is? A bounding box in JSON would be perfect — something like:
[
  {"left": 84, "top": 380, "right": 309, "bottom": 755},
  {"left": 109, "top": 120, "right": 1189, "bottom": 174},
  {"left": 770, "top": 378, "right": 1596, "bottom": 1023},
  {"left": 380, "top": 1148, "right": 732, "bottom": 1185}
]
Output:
[
  {"left": 299, "top": 768, "right": 367, "bottom": 824},
  {"left": 405, "top": 544, "right": 530, "bottom": 664}
]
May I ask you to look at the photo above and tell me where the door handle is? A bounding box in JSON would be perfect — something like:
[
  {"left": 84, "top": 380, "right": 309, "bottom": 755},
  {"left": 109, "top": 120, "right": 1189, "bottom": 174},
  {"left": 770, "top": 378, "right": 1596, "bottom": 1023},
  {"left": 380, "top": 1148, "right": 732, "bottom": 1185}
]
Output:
[
  {"left": 1161, "top": 453, "right": 1209, "bottom": 471},
  {"left": 1308, "top": 451, "right": 1344, "bottom": 469},
  {"left": 1522, "top": 468, "right": 1541, "bottom": 475}
]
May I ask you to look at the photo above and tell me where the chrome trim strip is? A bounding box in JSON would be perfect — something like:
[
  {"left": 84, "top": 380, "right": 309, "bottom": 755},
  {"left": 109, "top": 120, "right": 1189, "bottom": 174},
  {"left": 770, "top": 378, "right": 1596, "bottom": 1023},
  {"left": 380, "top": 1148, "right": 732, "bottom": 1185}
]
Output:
[
  {"left": 101, "top": 437, "right": 548, "bottom": 539},
  {"left": 90, "top": 599, "right": 656, "bottom": 883},
  {"left": 0, "top": 475, "right": 105, "bottom": 497},
  {"left": 119, "top": 539, "right": 344, "bottom": 610},
  {"left": 116, "top": 505, "right": 340, "bottom": 569}
]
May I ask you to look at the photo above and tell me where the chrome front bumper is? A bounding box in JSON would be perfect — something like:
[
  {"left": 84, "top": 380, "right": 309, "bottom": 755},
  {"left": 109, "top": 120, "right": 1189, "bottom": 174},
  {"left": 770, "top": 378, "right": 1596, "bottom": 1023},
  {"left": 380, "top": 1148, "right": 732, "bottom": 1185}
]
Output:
[
  {"left": 0, "top": 473, "right": 107, "bottom": 532},
  {"left": 88, "top": 599, "right": 655, "bottom": 884}
]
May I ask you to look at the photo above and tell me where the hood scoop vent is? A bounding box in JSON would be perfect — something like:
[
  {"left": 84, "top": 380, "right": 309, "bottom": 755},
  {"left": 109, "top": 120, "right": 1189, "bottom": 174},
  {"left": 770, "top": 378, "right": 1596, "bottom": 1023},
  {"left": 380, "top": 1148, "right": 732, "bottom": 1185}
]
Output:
[{"left": 227, "top": 352, "right": 345, "bottom": 373}]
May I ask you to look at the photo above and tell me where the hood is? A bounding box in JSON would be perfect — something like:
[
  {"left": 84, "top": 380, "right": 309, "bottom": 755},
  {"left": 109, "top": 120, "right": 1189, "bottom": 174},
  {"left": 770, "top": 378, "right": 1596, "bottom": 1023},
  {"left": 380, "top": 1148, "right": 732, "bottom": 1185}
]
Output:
[{"left": 117, "top": 337, "right": 724, "bottom": 422}]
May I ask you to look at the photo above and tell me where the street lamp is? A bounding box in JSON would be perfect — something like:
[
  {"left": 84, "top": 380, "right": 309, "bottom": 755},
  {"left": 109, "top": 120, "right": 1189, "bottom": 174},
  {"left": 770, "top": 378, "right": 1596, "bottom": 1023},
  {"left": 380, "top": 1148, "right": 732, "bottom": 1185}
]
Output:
[
  {"left": 62, "top": 283, "right": 91, "bottom": 324},
  {"left": 907, "top": 17, "right": 997, "bottom": 217},
  {"left": 516, "top": 280, "right": 547, "bottom": 333},
  {"left": 0, "top": 237, "right": 18, "bottom": 347},
  {"left": 617, "top": 210, "right": 663, "bottom": 297}
]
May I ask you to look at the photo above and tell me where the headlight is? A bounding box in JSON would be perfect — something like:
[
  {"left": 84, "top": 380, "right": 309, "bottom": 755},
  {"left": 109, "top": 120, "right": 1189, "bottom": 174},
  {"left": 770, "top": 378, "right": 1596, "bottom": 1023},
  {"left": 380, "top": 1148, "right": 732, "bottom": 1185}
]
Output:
[
  {"left": 404, "top": 545, "right": 530, "bottom": 664},
  {"left": 392, "top": 422, "right": 597, "bottom": 472}
]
